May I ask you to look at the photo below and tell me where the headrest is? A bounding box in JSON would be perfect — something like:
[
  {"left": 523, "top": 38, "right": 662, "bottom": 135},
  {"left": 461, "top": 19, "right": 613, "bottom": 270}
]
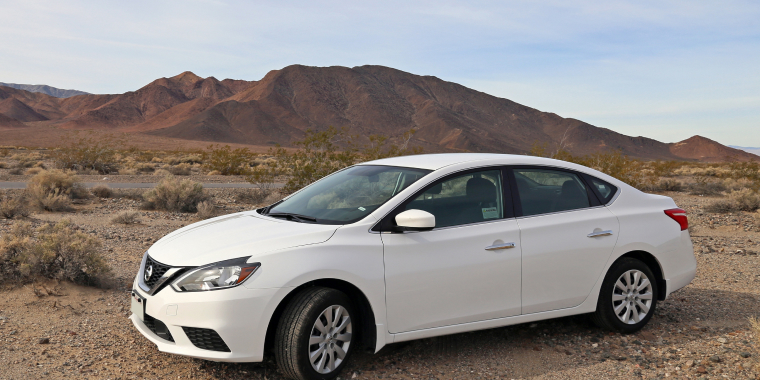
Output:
[{"left": 466, "top": 177, "right": 496, "bottom": 203}]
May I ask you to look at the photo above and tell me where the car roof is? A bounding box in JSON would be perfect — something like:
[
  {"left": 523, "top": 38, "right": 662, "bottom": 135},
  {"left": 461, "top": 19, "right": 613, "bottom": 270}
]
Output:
[{"left": 359, "top": 153, "right": 574, "bottom": 171}]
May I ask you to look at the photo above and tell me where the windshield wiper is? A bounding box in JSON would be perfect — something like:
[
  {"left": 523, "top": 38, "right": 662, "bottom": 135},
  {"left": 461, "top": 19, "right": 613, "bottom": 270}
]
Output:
[
  {"left": 266, "top": 212, "right": 318, "bottom": 223},
  {"left": 261, "top": 200, "right": 284, "bottom": 215}
]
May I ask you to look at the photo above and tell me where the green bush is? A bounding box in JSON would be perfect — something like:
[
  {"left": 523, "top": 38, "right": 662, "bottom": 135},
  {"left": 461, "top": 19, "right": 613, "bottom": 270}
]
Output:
[
  {"left": 0, "top": 220, "right": 110, "bottom": 285},
  {"left": 202, "top": 145, "right": 254, "bottom": 175},
  {"left": 142, "top": 176, "right": 207, "bottom": 212},
  {"left": 52, "top": 132, "right": 124, "bottom": 174}
]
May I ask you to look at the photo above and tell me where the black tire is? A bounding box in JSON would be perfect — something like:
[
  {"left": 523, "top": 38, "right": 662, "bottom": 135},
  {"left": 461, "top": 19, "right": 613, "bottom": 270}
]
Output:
[
  {"left": 275, "top": 287, "right": 355, "bottom": 380},
  {"left": 591, "top": 258, "right": 658, "bottom": 333}
]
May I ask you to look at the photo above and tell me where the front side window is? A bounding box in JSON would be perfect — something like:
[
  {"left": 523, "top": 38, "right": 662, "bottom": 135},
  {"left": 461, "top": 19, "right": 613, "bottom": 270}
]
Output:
[
  {"left": 265, "top": 165, "right": 430, "bottom": 224},
  {"left": 513, "top": 168, "right": 590, "bottom": 216},
  {"left": 402, "top": 169, "right": 504, "bottom": 228}
]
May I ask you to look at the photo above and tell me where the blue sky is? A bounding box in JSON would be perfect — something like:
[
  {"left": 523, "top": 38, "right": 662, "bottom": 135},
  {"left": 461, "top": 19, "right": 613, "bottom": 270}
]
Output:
[{"left": 1, "top": 0, "right": 758, "bottom": 146}]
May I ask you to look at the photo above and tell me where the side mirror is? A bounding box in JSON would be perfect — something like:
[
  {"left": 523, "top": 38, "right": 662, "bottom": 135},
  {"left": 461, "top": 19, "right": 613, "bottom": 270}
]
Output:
[{"left": 394, "top": 209, "right": 435, "bottom": 232}]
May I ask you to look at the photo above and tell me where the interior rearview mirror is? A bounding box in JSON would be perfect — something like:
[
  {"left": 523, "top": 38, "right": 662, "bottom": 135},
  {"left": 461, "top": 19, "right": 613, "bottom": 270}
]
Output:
[{"left": 394, "top": 209, "right": 435, "bottom": 231}]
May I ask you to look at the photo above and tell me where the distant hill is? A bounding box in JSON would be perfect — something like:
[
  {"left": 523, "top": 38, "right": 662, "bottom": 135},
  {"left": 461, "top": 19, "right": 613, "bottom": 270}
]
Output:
[
  {"left": 0, "top": 65, "right": 756, "bottom": 162},
  {"left": 729, "top": 145, "right": 760, "bottom": 158},
  {"left": 0, "top": 82, "right": 89, "bottom": 98}
]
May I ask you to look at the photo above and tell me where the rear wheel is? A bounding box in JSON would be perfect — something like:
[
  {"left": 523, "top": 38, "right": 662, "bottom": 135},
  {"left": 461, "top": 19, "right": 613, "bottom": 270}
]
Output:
[
  {"left": 275, "top": 287, "right": 355, "bottom": 380},
  {"left": 591, "top": 258, "right": 658, "bottom": 333}
]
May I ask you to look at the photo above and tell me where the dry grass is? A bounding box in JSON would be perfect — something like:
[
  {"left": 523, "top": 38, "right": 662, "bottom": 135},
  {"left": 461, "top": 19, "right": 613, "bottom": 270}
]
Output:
[
  {"left": 110, "top": 211, "right": 140, "bottom": 225},
  {"left": 706, "top": 189, "right": 760, "bottom": 213},
  {"left": 195, "top": 201, "right": 217, "bottom": 220},
  {"left": 27, "top": 170, "right": 87, "bottom": 211},
  {"left": 142, "top": 176, "right": 207, "bottom": 212},
  {"left": 0, "top": 191, "right": 29, "bottom": 219},
  {"left": 0, "top": 220, "right": 110, "bottom": 286}
]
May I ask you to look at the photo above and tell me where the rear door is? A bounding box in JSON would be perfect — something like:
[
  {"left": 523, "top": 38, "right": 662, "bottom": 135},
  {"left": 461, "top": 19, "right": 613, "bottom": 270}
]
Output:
[{"left": 509, "top": 167, "right": 619, "bottom": 314}]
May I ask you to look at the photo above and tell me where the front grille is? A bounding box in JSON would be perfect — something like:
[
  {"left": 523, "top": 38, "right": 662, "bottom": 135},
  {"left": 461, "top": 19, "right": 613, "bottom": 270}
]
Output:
[
  {"left": 183, "top": 327, "right": 231, "bottom": 352},
  {"left": 144, "top": 255, "right": 172, "bottom": 288},
  {"left": 144, "top": 314, "right": 174, "bottom": 342}
]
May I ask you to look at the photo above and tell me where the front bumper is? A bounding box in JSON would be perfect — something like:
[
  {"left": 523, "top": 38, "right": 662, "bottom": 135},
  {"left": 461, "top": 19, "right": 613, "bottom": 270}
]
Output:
[{"left": 130, "top": 278, "right": 283, "bottom": 362}]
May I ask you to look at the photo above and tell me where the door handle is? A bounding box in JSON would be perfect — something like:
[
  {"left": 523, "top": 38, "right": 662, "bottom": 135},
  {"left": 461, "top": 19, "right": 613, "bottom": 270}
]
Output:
[
  {"left": 587, "top": 230, "right": 613, "bottom": 238},
  {"left": 485, "top": 242, "right": 516, "bottom": 251}
]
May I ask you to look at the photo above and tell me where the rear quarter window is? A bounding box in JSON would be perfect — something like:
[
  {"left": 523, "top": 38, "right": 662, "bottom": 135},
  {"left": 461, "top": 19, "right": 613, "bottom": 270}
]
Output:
[{"left": 587, "top": 176, "right": 618, "bottom": 204}]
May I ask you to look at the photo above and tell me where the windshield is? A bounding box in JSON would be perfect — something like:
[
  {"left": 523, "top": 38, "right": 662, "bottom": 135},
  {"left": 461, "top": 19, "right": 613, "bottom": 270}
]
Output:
[{"left": 263, "top": 165, "right": 431, "bottom": 224}]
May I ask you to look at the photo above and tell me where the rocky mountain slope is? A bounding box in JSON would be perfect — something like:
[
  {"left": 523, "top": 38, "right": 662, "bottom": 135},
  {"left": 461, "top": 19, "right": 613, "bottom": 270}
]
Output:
[{"left": 0, "top": 66, "right": 756, "bottom": 161}]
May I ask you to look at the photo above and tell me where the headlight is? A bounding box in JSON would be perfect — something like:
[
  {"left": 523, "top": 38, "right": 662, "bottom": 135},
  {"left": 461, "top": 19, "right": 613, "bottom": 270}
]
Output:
[{"left": 171, "top": 257, "right": 260, "bottom": 292}]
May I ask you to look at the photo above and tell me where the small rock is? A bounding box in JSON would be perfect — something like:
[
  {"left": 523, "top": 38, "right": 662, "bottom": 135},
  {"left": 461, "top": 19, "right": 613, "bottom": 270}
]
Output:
[
  {"left": 38, "top": 338, "right": 50, "bottom": 344},
  {"left": 696, "top": 365, "right": 707, "bottom": 374},
  {"left": 739, "top": 352, "right": 751, "bottom": 358},
  {"left": 717, "top": 337, "right": 727, "bottom": 344},
  {"left": 709, "top": 355, "right": 721, "bottom": 363},
  {"left": 685, "top": 360, "right": 694, "bottom": 368}
]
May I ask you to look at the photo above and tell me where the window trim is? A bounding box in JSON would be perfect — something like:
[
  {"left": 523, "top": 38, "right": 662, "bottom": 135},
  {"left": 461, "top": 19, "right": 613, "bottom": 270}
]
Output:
[
  {"left": 581, "top": 173, "right": 619, "bottom": 206},
  {"left": 371, "top": 166, "right": 513, "bottom": 233},
  {"left": 506, "top": 165, "right": 602, "bottom": 218}
]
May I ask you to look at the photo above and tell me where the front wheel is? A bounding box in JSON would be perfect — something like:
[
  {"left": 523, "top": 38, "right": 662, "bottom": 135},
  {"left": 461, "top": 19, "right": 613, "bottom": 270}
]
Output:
[
  {"left": 591, "top": 258, "right": 658, "bottom": 333},
  {"left": 275, "top": 287, "right": 355, "bottom": 380}
]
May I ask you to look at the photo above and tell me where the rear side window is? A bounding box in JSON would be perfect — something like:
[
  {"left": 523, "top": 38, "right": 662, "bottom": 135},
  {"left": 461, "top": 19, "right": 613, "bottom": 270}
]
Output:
[
  {"left": 513, "top": 168, "right": 590, "bottom": 216},
  {"left": 587, "top": 176, "right": 618, "bottom": 204}
]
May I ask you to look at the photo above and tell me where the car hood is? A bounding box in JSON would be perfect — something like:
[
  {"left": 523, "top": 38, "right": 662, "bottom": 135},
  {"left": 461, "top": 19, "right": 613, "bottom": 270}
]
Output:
[{"left": 147, "top": 211, "right": 340, "bottom": 266}]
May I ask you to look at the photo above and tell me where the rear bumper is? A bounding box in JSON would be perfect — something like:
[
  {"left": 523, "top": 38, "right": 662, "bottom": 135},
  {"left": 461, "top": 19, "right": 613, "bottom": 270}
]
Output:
[
  {"left": 130, "top": 278, "right": 282, "bottom": 363},
  {"left": 663, "top": 230, "right": 697, "bottom": 297}
]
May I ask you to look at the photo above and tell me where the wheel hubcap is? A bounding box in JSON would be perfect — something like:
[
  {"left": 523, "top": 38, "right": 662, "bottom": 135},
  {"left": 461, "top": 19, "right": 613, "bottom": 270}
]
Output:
[
  {"left": 612, "top": 269, "right": 653, "bottom": 325},
  {"left": 308, "top": 305, "right": 352, "bottom": 374}
]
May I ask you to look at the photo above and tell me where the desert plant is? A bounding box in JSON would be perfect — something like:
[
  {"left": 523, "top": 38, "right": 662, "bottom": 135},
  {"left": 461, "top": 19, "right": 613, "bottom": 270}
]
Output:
[
  {"left": 27, "top": 170, "right": 86, "bottom": 211},
  {"left": 0, "top": 220, "right": 110, "bottom": 285},
  {"left": 111, "top": 210, "right": 140, "bottom": 224},
  {"left": 167, "top": 163, "right": 192, "bottom": 176},
  {"left": 705, "top": 189, "right": 760, "bottom": 213},
  {"left": 688, "top": 175, "right": 727, "bottom": 196},
  {"left": 202, "top": 145, "right": 254, "bottom": 175},
  {"left": 142, "top": 176, "right": 207, "bottom": 212},
  {"left": 658, "top": 179, "right": 683, "bottom": 192},
  {"left": 52, "top": 131, "right": 125, "bottom": 174},
  {"left": 134, "top": 162, "right": 156, "bottom": 173},
  {"left": 195, "top": 201, "right": 217, "bottom": 220},
  {"left": 91, "top": 184, "right": 113, "bottom": 198},
  {"left": 24, "top": 167, "right": 43, "bottom": 175},
  {"left": 0, "top": 191, "right": 29, "bottom": 219}
]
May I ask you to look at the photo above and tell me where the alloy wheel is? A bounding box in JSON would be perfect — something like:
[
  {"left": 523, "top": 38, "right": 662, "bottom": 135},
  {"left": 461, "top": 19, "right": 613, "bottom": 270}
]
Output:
[
  {"left": 612, "top": 269, "right": 654, "bottom": 324},
  {"left": 308, "top": 305, "right": 352, "bottom": 374}
]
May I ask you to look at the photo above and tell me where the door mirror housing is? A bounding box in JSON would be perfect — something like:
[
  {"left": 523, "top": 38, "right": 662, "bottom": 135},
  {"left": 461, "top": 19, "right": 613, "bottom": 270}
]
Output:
[{"left": 394, "top": 209, "right": 435, "bottom": 231}]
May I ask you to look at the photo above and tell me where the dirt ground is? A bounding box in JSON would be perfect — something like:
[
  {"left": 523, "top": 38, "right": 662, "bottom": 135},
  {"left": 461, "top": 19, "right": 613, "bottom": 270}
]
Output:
[{"left": 1, "top": 186, "right": 759, "bottom": 379}]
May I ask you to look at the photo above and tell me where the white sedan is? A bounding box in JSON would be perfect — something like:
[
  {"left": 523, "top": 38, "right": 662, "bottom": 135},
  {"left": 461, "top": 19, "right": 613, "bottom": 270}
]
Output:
[{"left": 130, "top": 153, "right": 696, "bottom": 380}]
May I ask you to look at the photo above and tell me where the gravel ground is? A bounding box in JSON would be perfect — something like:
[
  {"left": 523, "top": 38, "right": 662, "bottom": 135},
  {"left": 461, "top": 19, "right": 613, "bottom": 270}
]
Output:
[{"left": 1, "top": 189, "right": 759, "bottom": 380}]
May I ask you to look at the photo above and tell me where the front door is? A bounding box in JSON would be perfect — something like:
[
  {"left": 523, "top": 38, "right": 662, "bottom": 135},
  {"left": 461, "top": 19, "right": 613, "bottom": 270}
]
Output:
[{"left": 381, "top": 168, "right": 522, "bottom": 334}]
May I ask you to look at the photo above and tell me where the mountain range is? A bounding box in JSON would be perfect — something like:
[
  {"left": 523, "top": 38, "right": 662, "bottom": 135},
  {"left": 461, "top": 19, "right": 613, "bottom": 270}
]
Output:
[
  {"left": 0, "top": 82, "right": 90, "bottom": 98},
  {"left": 0, "top": 65, "right": 756, "bottom": 162}
]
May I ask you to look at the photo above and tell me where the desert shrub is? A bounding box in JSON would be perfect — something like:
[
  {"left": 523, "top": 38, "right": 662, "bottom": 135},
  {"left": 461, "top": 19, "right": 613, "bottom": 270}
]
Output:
[
  {"left": 688, "top": 175, "right": 727, "bottom": 196},
  {"left": 24, "top": 167, "right": 43, "bottom": 175},
  {"left": 168, "top": 154, "right": 203, "bottom": 165},
  {"left": 0, "top": 191, "right": 29, "bottom": 219},
  {"left": 0, "top": 220, "right": 109, "bottom": 285},
  {"left": 8, "top": 168, "right": 23, "bottom": 175},
  {"left": 91, "top": 184, "right": 113, "bottom": 198},
  {"left": 202, "top": 145, "right": 254, "bottom": 175},
  {"left": 134, "top": 162, "right": 155, "bottom": 173},
  {"left": 705, "top": 189, "right": 760, "bottom": 213},
  {"left": 195, "top": 201, "right": 217, "bottom": 220},
  {"left": 111, "top": 210, "right": 140, "bottom": 224},
  {"left": 650, "top": 160, "right": 683, "bottom": 177},
  {"left": 27, "top": 170, "right": 86, "bottom": 211},
  {"left": 167, "top": 163, "right": 191, "bottom": 176},
  {"left": 142, "top": 176, "right": 207, "bottom": 212},
  {"left": 52, "top": 132, "right": 125, "bottom": 174},
  {"left": 153, "top": 168, "right": 172, "bottom": 177},
  {"left": 658, "top": 179, "right": 683, "bottom": 192}
]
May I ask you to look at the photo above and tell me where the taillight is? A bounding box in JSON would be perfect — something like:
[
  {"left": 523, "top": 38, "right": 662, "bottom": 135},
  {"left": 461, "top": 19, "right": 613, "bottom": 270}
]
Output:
[{"left": 664, "top": 208, "right": 688, "bottom": 231}]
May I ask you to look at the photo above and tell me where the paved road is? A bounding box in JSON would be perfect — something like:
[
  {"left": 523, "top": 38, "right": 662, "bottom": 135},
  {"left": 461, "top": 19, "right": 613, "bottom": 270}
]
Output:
[{"left": 0, "top": 182, "right": 282, "bottom": 189}]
